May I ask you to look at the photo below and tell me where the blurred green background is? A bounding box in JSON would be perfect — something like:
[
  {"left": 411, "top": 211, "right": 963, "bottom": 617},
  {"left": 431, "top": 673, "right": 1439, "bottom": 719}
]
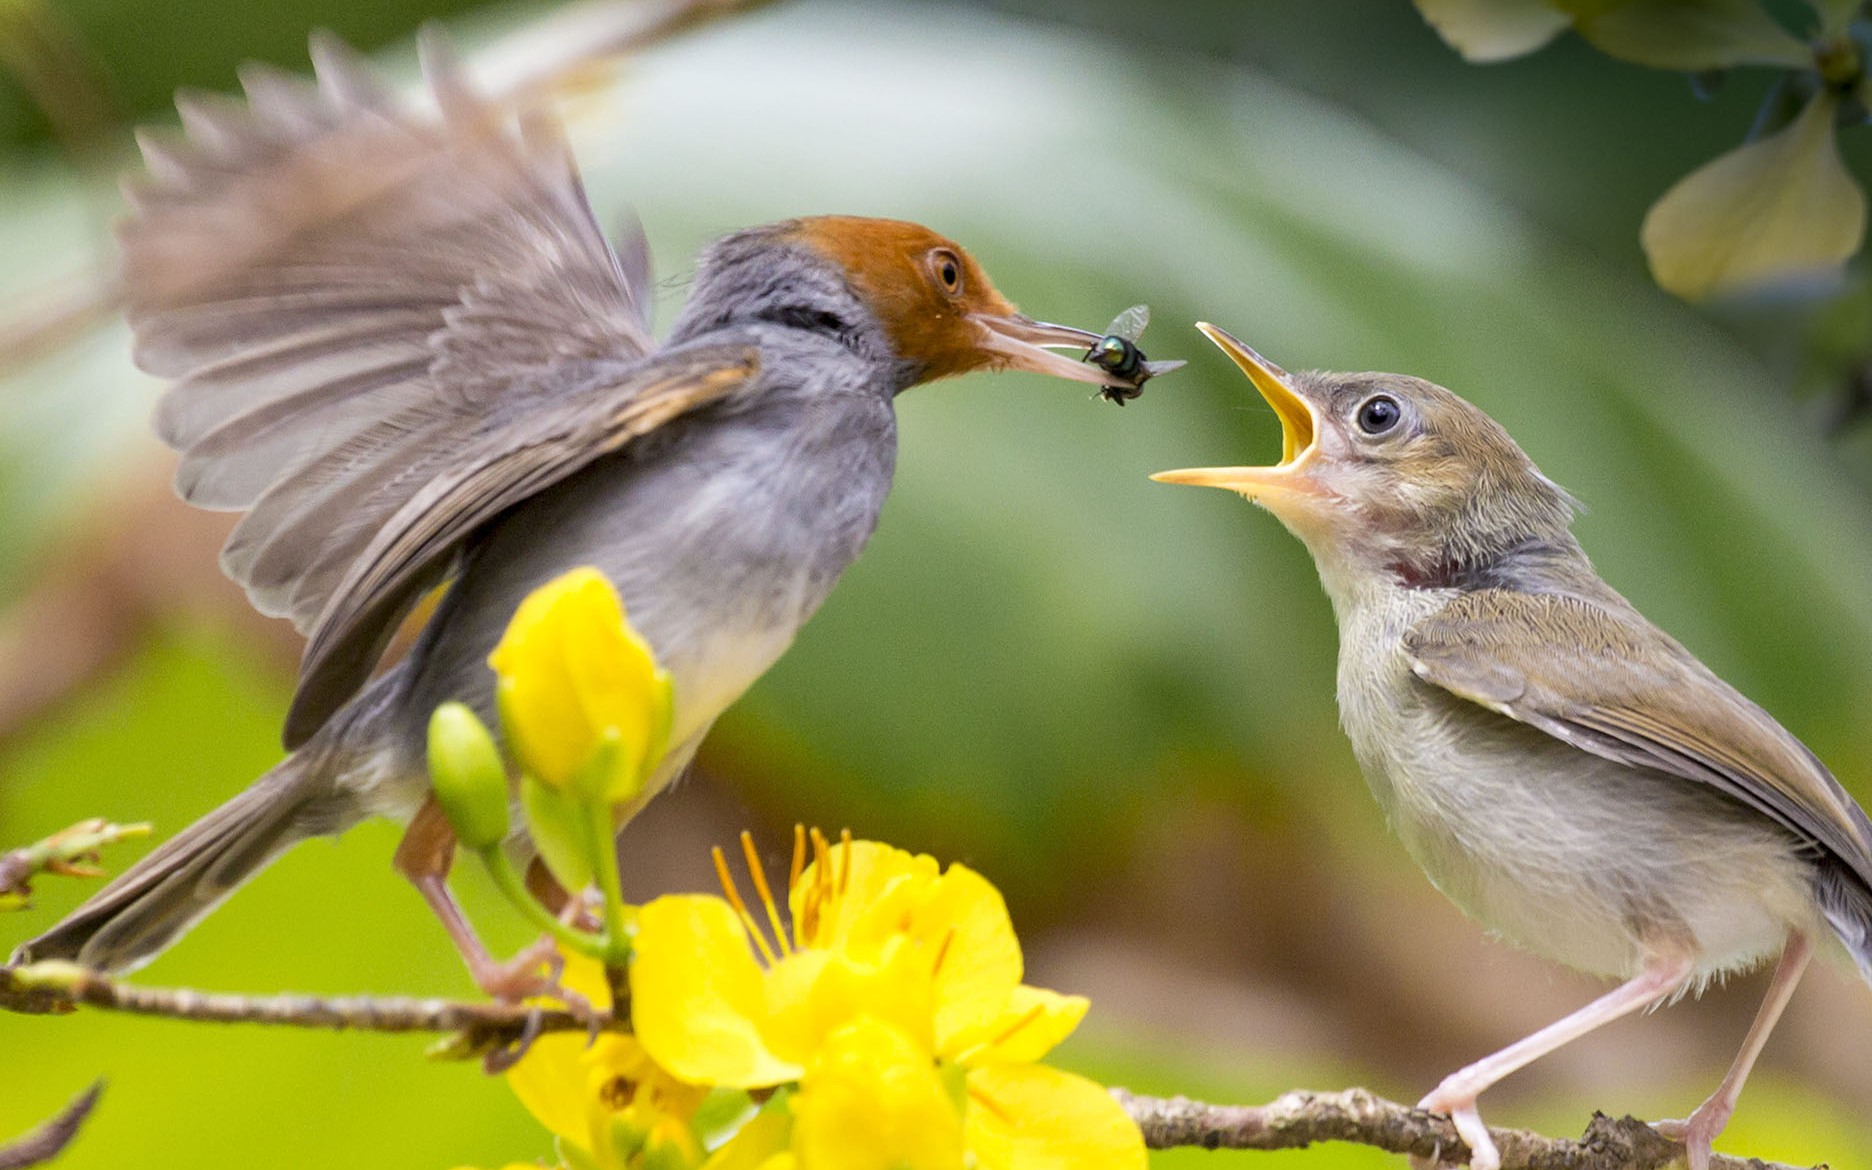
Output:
[{"left": 3, "top": 1, "right": 1872, "bottom": 1166}]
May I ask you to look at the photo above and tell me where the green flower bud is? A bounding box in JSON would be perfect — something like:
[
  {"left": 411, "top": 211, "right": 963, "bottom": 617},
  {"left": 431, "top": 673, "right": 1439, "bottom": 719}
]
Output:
[{"left": 426, "top": 702, "right": 510, "bottom": 851}]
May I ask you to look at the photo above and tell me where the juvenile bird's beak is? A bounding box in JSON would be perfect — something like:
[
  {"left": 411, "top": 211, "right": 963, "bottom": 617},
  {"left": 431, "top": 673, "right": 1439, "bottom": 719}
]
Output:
[
  {"left": 1152, "top": 322, "right": 1323, "bottom": 503},
  {"left": 970, "top": 313, "right": 1144, "bottom": 391}
]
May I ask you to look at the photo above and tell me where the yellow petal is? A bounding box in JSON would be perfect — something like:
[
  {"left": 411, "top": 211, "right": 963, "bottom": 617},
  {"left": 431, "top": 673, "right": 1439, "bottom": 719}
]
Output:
[
  {"left": 915, "top": 865, "right": 1024, "bottom": 1051},
  {"left": 1414, "top": 0, "right": 1570, "bottom": 62},
  {"left": 1642, "top": 91, "right": 1866, "bottom": 301},
  {"left": 632, "top": 895, "right": 801, "bottom": 1087},
  {"left": 1568, "top": 0, "right": 1811, "bottom": 69},
  {"left": 488, "top": 566, "right": 673, "bottom": 800},
  {"left": 505, "top": 1030, "right": 591, "bottom": 1144},
  {"left": 963, "top": 1064, "right": 1145, "bottom": 1170},
  {"left": 793, "top": 1018, "right": 965, "bottom": 1170},
  {"left": 945, "top": 986, "right": 1088, "bottom": 1066}
]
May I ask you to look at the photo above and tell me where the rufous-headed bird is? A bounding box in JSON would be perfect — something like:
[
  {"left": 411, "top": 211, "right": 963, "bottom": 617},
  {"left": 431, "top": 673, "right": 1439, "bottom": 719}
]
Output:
[
  {"left": 1153, "top": 324, "right": 1872, "bottom": 1170},
  {"left": 14, "top": 34, "right": 1172, "bottom": 994}
]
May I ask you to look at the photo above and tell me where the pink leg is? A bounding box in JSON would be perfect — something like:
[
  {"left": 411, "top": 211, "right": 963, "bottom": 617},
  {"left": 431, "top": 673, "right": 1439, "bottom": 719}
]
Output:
[
  {"left": 394, "top": 798, "right": 588, "bottom": 1010},
  {"left": 1654, "top": 932, "right": 1811, "bottom": 1170},
  {"left": 1416, "top": 953, "right": 1695, "bottom": 1170}
]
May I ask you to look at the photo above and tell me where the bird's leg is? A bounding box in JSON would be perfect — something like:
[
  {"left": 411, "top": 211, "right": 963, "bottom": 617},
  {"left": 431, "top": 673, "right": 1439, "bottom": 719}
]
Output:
[
  {"left": 393, "top": 797, "right": 591, "bottom": 1014},
  {"left": 1414, "top": 953, "right": 1695, "bottom": 1170},
  {"left": 1652, "top": 932, "right": 1811, "bottom": 1170}
]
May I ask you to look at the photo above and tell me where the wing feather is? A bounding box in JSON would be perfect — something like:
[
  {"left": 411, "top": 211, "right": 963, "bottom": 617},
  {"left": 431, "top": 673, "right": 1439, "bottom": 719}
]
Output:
[
  {"left": 122, "top": 30, "right": 657, "bottom": 653},
  {"left": 1406, "top": 589, "right": 1872, "bottom": 892},
  {"left": 283, "top": 344, "right": 761, "bottom": 744}
]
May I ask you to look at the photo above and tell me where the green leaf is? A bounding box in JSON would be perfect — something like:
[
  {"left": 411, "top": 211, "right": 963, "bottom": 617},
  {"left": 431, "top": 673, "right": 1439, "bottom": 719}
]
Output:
[
  {"left": 1413, "top": 0, "right": 1572, "bottom": 62},
  {"left": 1641, "top": 90, "right": 1867, "bottom": 299},
  {"left": 1568, "top": 0, "right": 1812, "bottom": 69}
]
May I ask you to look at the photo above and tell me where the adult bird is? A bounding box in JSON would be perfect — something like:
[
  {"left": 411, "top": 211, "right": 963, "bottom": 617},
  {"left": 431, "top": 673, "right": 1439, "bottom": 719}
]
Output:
[
  {"left": 14, "top": 34, "right": 1167, "bottom": 993},
  {"left": 1154, "top": 324, "right": 1872, "bottom": 1170}
]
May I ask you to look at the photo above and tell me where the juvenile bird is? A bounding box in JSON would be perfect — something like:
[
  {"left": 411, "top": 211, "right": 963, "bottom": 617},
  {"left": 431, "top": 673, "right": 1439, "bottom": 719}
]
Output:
[
  {"left": 14, "top": 35, "right": 1165, "bottom": 992},
  {"left": 1154, "top": 324, "right": 1872, "bottom": 1170}
]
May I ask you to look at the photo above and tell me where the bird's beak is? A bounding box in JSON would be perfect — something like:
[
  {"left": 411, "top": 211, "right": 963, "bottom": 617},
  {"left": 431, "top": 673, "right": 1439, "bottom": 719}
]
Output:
[
  {"left": 969, "top": 313, "right": 1146, "bottom": 392},
  {"left": 1151, "top": 322, "right": 1323, "bottom": 502}
]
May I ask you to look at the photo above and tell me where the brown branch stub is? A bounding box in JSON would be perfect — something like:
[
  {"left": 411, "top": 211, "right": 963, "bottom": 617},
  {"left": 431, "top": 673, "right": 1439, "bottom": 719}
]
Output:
[
  {"left": 1110, "top": 1086, "right": 1820, "bottom": 1170},
  {"left": 0, "top": 1081, "right": 104, "bottom": 1170}
]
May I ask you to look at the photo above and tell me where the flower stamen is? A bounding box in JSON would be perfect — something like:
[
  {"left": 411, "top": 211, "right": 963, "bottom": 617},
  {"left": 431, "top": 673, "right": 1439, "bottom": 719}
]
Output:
[
  {"left": 712, "top": 844, "right": 777, "bottom": 966},
  {"left": 931, "top": 925, "right": 957, "bottom": 978},
  {"left": 837, "top": 828, "right": 853, "bottom": 895},
  {"left": 739, "top": 830, "right": 792, "bottom": 957},
  {"left": 954, "top": 1002, "right": 1048, "bottom": 1065},
  {"left": 967, "top": 1083, "right": 1014, "bottom": 1126}
]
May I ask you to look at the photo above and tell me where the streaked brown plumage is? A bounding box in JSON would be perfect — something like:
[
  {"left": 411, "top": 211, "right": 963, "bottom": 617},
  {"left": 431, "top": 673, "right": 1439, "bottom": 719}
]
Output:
[{"left": 1155, "top": 323, "right": 1872, "bottom": 1170}]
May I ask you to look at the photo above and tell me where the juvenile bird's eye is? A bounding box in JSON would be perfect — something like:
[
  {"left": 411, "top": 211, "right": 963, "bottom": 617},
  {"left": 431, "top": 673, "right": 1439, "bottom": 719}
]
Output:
[
  {"left": 930, "top": 249, "right": 963, "bottom": 295},
  {"left": 1356, "top": 394, "right": 1402, "bottom": 435}
]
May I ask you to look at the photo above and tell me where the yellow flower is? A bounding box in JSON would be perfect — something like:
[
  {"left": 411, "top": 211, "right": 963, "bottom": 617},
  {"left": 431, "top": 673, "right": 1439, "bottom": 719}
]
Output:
[
  {"left": 488, "top": 567, "right": 674, "bottom": 804},
  {"left": 506, "top": 949, "right": 709, "bottom": 1170},
  {"left": 630, "top": 830, "right": 1144, "bottom": 1170}
]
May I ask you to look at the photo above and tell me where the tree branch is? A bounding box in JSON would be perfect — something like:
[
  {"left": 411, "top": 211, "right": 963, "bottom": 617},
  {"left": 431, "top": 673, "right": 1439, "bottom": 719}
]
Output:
[
  {"left": 1110, "top": 1086, "right": 1817, "bottom": 1170},
  {"left": 0, "top": 965, "right": 1826, "bottom": 1168},
  {"left": 0, "top": 963, "right": 610, "bottom": 1071}
]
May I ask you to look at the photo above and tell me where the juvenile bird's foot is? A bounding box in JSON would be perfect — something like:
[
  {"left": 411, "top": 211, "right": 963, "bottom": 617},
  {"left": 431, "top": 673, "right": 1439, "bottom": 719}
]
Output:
[
  {"left": 1414, "top": 1084, "right": 1499, "bottom": 1170},
  {"left": 1651, "top": 1098, "right": 1729, "bottom": 1170}
]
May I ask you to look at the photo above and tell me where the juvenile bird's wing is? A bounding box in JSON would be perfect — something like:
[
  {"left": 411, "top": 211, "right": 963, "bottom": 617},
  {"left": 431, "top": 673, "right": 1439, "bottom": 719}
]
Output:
[
  {"left": 1405, "top": 589, "right": 1872, "bottom": 893},
  {"left": 122, "top": 32, "right": 657, "bottom": 658},
  {"left": 286, "top": 342, "right": 759, "bottom": 744}
]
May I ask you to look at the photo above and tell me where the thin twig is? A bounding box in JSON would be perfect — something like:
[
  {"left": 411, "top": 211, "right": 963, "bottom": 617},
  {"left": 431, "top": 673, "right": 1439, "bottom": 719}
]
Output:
[
  {"left": 0, "top": 962, "right": 595, "bottom": 1031},
  {"left": 0, "top": 819, "right": 150, "bottom": 910},
  {"left": 1111, "top": 1086, "right": 1819, "bottom": 1170},
  {"left": 0, "top": 1081, "right": 104, "bottom": 1170}
]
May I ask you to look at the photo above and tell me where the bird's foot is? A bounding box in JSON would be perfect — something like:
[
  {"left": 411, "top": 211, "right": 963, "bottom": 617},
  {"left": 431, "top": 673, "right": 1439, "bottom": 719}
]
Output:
[
  {"left": 468, "top": 934, "right": 598, "bottom": 1023},
  {"left": 1651, "top": 1097, "right": 1730, "bottom": 1170},
  {"left": 1414, "top": 1084, "right": 1499, "bottom": 1170}
]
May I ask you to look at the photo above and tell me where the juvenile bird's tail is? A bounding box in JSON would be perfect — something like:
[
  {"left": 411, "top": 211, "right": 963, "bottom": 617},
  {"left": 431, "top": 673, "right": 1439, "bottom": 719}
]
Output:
[
  {"left": 1816, "top": 863, "right": 1872, "bottom": 988},
  {"left": 10, "top": 745, "right": 362, "bottom": 973}
]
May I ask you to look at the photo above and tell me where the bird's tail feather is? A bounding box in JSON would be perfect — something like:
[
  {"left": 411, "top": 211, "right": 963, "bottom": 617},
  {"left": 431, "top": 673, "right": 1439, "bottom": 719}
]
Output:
[
  {"left": 10, "top": 747, "right": 357, "bottom": 973},
  {"left": 1815, "top": 864, "right": 1872, "bottom": 987}
]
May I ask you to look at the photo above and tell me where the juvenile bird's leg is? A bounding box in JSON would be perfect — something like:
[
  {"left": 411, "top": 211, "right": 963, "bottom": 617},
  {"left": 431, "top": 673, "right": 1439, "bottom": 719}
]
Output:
[
  {"left": 1653, "top": 932, "right": 1812, "bottom": 1170},
  {"left": 1414, "top": 953, "right": 1695, "bottom": 1170},
  {"left": 393, "top": 798, "right": 591, "bottom": 1014}
]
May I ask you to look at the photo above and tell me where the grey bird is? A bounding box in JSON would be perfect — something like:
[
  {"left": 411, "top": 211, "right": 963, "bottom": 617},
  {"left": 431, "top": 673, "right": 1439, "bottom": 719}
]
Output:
[
  {"left": 1153, "top": 324, "right": 1872, "bottom": 1170},
  {"left": 13, "top": 35, "right": 1168, "bottom": 992}
]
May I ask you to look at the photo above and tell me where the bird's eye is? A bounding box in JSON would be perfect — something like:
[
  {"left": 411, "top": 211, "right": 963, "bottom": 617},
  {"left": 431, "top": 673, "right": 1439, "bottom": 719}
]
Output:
[
  {"left": 1356, "top": 395, "right": 1402, "bottom": 435},
  {"left": 930, "top": 250, "right": 963, "bottom": 295}
]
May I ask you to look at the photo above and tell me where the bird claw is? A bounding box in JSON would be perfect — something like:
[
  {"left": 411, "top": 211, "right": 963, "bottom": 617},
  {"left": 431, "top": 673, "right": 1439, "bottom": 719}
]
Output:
[
  {"left": 1416, "top": 1088, "right": 1499, "bottom": 1170},
  {"left": 481, "top": 1008, "right": 545, "bottom": 1074},
  {"left": 468, "top": 935, "right": 598, "bottom": 1025},
  {"left": 1650, "top": 1103, "right": 1726, "bottom": 1170}
]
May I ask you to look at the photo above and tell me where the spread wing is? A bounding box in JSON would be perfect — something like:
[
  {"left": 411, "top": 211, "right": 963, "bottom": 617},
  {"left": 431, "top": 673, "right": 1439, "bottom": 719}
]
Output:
[
  {"left": 284, "top": 343, "right": 759, "bottom": 745},
  {"left": 1404, "top": 589, "right": 1872, "bottom": 893},
  {"left": 122, "top": 31, "right": 656, "bottom": 650}
]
